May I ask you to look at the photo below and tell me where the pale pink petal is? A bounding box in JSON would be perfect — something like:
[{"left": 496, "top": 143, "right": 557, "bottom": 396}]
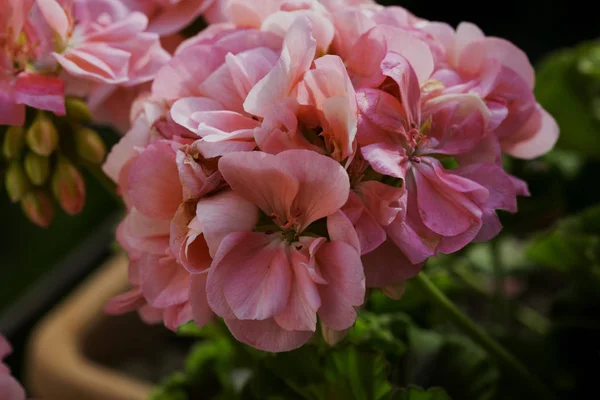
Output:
[
  {"left": 226, "top": 0, "right": 280, "bottom": 28},
  {"left": 218, "top": 151, "right": 299, "bottom": 221},
  {"left": 262, "top": 10, "right": 335, "bottom": 54},
  {"left": 482, "top": 37, "right": 535, "bottom": 89},
  {"left": 244, "top": 16, "right": 316, "bottom": 117},
  {"left": 163, "top": 301, "right": 193, "bottom": 331},
  {"left": 346, "top": 27, "right": 387, "bottom": 88},
  {"left": 140, "top": 255, "right": 190, "bottom": 308},
  {"left": 501, "top": 106, "right": 559, "bottom": 159},
  {"left": 355, "top": 88, "right": 407, "bottom": 145},
  {"left": 0, "top": 375, "right": 26, "bottom": 400},
  {"left": 194, "top": 190, "right": 259, "bottom": 257},
  {"left": 171, "top": 97, "right": 224, "bottom": 132},
  {"left": 225, "top": 318, "right": 313, "bottom": 352},
  {"left": 380, "top": 27, "right": 434, "bottom": 85},
  {"left": 361, "top": 143, "right": 409, "bottom": 179},
  {"left": 281, "top": 149, "right": 351, "bottom": 230},
  {"left": 327, "top": 211, "right": 361, "bottom": 253},
  {"left": 274, "top": 250, "right": 321, "bottom": 332},
  {"left": 356, "top": 180, "right": 404, "bottom": 226},
  {"left": 316, "top": 241, "right": 365, "bottom": 330},
  {"left": 0, "top": 81, "right": 25, "bottom": 126},
  {"left": 37, "top": 0, "right": 70, "bottom": 41},
  {"left": 206, "top": 232, "right": 291, "bottom": 320},
  {"left": 104, "top": 288, "right": 146, "bottom": 315},
  {"left": 190, "top": 273, "right": 214, "bottom": 328},
  {"left": 170, "top": 203, "right": 212, "bottom": 273},
  {"left": 148, "top": 0, "right": 216, "bottom": 36},
  {"left": 128, "top": 142, "right": 182, "bottom": 220},
  {"left": 380, "top": 52, "right": 421, "bottom": 125},
  {"left": 14, "top": 72, "right": 65, "bottom": 115}
]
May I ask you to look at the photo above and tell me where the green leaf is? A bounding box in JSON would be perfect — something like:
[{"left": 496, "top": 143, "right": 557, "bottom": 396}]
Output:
[
  {"left": 324, "top": 347, "right": 393, "bottom": 400},
  {"left": 390, "top": 386, "right": 452, "bottom": 400},
  {"left": 148, "top": 372, "right": 188, "bottom": 400},
  {"left": 404, "top": 327, "right": 499, "bottom": 400},
  {"left": 347, "top": 312, "right": 409, "bottom": 357},
  {"left": 535, "top": 41, "right": 600, "bottom": 158}
]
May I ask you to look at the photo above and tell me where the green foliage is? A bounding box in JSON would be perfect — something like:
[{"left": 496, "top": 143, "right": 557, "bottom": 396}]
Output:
[
  {"left": 535, "top": 40, "right": 600, "bottom": 158},
  {"left": 389, "top": 387, "right": 451, "bottom": 400}
]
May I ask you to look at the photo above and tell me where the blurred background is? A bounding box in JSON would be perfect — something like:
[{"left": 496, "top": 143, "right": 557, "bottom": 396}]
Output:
[{"left": 1, "top": 1, "right": 598, "bottom": 399}]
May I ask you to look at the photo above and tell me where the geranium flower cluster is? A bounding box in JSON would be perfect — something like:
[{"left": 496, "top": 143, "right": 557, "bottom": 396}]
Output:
[{"left": 104, "top": 0, "right": 558, "bottom": 352}]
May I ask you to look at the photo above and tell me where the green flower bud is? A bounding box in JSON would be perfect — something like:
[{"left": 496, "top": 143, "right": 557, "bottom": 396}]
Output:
[
  {"left": 26, "top": 114, "right": 59, "bottom": 156},
  {"left": 65, "top": 98, "right": 93, "bottom": 122},
  {"left": 3, "top": 126, "right": 25, "bottom": 159},
  {"left": 24, "top": 153, "right": 51, "bottom": 185},
  {"left": 5, "top": 161, "right": 31, "bottom": 203},
  {"left": 52, "top": 157, "right": 86, "bottom": 215},
  {"left": 75, "top": 127, "right": 106, "bottom": 164}
]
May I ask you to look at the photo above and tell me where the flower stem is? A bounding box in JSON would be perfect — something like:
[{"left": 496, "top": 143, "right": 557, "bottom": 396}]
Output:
[{"left": 413, "top": 272, "right": 557, "bottom": 400}]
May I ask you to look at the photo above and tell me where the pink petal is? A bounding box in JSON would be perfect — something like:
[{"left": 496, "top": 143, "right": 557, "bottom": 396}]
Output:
[
  {"left": 207, "top": 232, "right": 291, "bottom": 320},
  {"left": 355, "top": 88, "right": 406, "bottom": 144},
  {"left": 482, "top": 37, "right": 535, "bottom": 90},
  {"left": 274, "top": 249, "right": 321, "bottom": 332},
  {"left": 0, "top": 375, "right": 26, "bottom": 400},
  {"left": 37, "top": 0, "right": 70, "bottom": 41},
  {"left": 262, "top": 10, "right": 334, "bottom": 54},
  {"left": 140, "top": 255, "right": 190, "bottom": 308},
  {"left": 0, "top": 336, "right": 12, "bottom": 360},
  {"left": 361, "top": 142, "right": 409, "bottom": 179},
  {"left": 244, "top": 16, "right": 316, "bottom": 117},
  {"left": 281, "top": 149, "right": 351, "bottom": 230},
  {"left": 54, "top": 46, "right": 130, "bottom": 84},
  {"left": 413, "top": 160, "right": 485, "bottom": 237},
  {"left": 128, "top": 141, "right": 182, "bottom": 220},
  {"left": 104, "top": 288, "right": 146, "bottom": 315},
  {"left": 153, "top": 45, "right": 226, "bottom": 100},
  {"left": 380, "top": 52, "right": 421, "bottom": 125},
  {"left": 163, "top": 301, "right": 194, "bottom": 331},
  {"left": 225, "top": 318, "right": 313, "bottom": 352},
  {"left": 327, "top": 210, "right": 361, "bottom": 253},
  {"left": 0, "top": 81, "right": 25, "bottom": 126},
  {"left": 218, "top": 151, "right": 299, "bottom": 220},
  {"left": 170, "top": 203, "right": 212, "bottom": 273},
  {"left": 356, "top": 180, "right": 404, "bottom": 226},
  {"left": 171, "top": 97, "right": 224, "bottom": 132},
  {"left": 501, "top": 105, "right": 559, "bottom": 159},
  {"left": 226, "top": 0, "right": 280, "bottom": 28},
  {"left": 14, "top": 72, "right": 65, "bottom": 115},
  {"left": 361, "top": 239, "right": 424, "bottom": 288},
  {"left": 148, "top": 0, "right": 215, "bottom": 36},
  {"left": 380, "top": 26, "right": 434, "bottom": 85},
  {"left": 190, "top": 273, "right": 214, "bottom": 328},
  {"left": 316, "top": 241, "right": 365, "bottom": 330},
  {"left": 346, "top": 27, "right": 387, "bottom": 88},
  {"left": 194, "top": 190, "right": 259, "bottom": 257}
]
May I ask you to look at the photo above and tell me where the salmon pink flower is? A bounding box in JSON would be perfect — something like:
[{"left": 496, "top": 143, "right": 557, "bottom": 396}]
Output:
[
  {"left": 0, "top": 335, "right": 26, "bottom": 400},
  {"left": 1, "top": 0, "right": 65, "bottom": 125},
  {"left": 203, "top": 149, "right": 365, "bottom": 352}
]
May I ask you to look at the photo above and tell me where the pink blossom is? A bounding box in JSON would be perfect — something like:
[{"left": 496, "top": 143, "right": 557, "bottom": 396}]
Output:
[
  {"left": 0, "top": 335, "right": 26, "bottom": 400},
  {"left": 37, "top": 0, "right": 170, "bottom": 85},
  {"left": 1, "top": 0, "right": 65, "bottom": 125},
  {"left": 204, "top": 150, "right": 365, "bottom": 352},
  {"left": 122, "top": 0, "right": 216, "bottom": 36},
  {"left": 420, "top": 21, "right": 559, "bottom": 159}
]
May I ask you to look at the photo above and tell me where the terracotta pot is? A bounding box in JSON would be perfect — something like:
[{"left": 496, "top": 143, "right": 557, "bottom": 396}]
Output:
[{"left": 25, "top": 254, "right": 154, "bottom": 400}]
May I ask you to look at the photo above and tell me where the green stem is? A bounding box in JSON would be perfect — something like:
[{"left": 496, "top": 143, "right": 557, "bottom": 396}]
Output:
[{"left": 414, "top": 272, "right": 557, "bottom": 400}]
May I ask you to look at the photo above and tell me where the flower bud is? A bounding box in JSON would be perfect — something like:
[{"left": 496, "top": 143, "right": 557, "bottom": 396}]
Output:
[
  {"left": 3, "top": 126, "right": 25, "bottom": 159},
  {"left": 65, "top": 98, "right": 93, "bottom": 122},
  {"left": 51, "top": 157, "right": 86, "bottom": 215},
  {"left": 24, "top": 153, "right": 51, "bottom": 185},
  {"left": 21, "top": 190, "right": 54, "bottom": 228},
  {"left": 75, "top": 127, "right": 106, "bottom": 164},
  {"left": 5, "top": 161, "right": 31, "bottom": 203},
  {"left": 26, "top": 114, "right": 59, "bottom": 156},
  {"left": 382, "top": 282, "right": 407, "bottom": 300},
  {"left": 321, "top": 324, "right": 348, "bottom": 347}
]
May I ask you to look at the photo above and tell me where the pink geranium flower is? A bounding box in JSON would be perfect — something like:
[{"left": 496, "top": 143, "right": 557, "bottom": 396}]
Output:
[
  {"left": 204, "top": 149, "right": 365, "bottom": 352},
  {"left": 0, "top": 0, "right": 65, "bottom": 125},
  {"left": 420, "top": 21, "right": 559, "bottom": 159},
  {"left": 0, "top": 335, "right": 26, "bottom": 400}
]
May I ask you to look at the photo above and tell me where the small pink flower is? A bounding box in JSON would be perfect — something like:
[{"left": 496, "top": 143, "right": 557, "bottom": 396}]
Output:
[
  {"left": 0, "top": 0, "right": 65, "bottom": 125},
  {"left": 203, "top": 149, "right": 365, "bottom": 352},
  {"left": 38, "top": 0, "right": 170, "bottom": 85},
  {"left": 0, "top": 335, "right": 26, "bottom": 400}
]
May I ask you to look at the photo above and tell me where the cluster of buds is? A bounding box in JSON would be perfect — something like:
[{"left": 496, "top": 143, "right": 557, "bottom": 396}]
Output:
[{"left": 2, "top": 99, "right": 106, "bottom": 227}]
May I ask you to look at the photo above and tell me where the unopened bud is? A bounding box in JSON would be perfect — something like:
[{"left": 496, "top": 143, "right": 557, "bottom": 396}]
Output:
[
  {"left": 51, "top": 157, "right": 86, "bottom": 215},
  {"left": 321, "top": 324, "right": 348, "bottom": 347},
  {"left": 21, "top": 190, "right": 54, "bottom": 228},
  {"left": 5, "top": 161, "right": 31, "bottom": 203},
  {"left": 24, "top": 153, "right": 50, "bottom": 185},
  {"left": 26, "top": 114, "right": 59, "bottom": 156},
  {"left": 3, "top": 126, "right": 25, "bottom": 159},
  {"left": 382, "top": 282, "right": 407, "bottom": 300},
  {"left": 65, "top": 98, "right": 93, "bottom": 122},
  {"left": 75, "top": 127, "right": 106, "bottom": 164}
]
